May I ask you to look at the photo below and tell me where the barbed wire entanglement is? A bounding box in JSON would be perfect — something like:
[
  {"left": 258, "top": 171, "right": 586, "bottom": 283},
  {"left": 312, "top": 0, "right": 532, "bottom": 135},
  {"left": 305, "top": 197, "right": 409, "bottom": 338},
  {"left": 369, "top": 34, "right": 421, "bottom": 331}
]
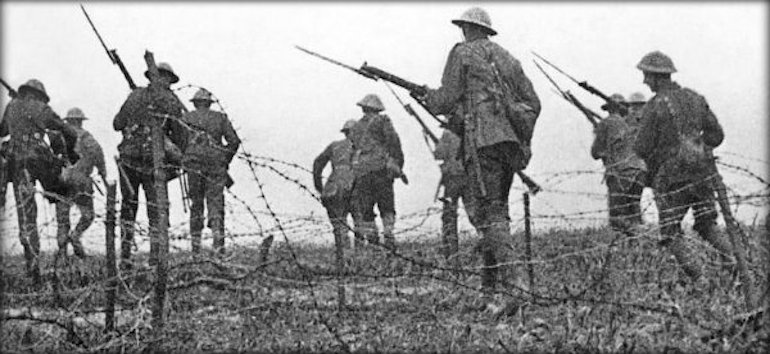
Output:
[{"left": 2, "top": 146, "right": 768, "bottom": 352}]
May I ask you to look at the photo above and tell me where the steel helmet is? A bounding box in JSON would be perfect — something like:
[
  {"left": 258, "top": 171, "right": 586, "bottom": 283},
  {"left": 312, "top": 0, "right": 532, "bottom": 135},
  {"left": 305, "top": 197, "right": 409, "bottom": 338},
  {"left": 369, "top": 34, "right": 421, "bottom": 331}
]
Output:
[
  {"left": 190, "top": 88, "right": 214, "bottom": 102},
  {"left": 451, "top": 7, "right": 497, "bottom": 36},
  {"left": 601, "top": 93, "right": 626, "bottom": 110},
  {"left": 64, "top": 107, "right": 88, "bottom": 120},
  {"left": 341, "top": 119, "right": 357, "bottom": 132},
  {"left": 144, "top": 62, "right": 180, "bottom": 83},
  {"left": 18, "top": 79, "right": 50, "bottom": 103},
  {"left": 627, "top": 92, "right": 646, "bottom": 104},
  {"left": 356, "top": 94, "right": 385, "bottom": 112},
  {"left": 636, "top": 51, "right": 677, "bottom": 74}
]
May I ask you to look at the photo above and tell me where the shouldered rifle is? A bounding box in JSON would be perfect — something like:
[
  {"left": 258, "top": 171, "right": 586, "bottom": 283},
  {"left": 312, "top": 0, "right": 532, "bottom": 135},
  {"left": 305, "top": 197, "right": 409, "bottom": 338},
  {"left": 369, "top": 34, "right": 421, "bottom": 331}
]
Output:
[
  {"left": 532, "top": 59, "right": 602, "bottom": 127},
  {"left": 81, "top": 4, "right": 137, "bottom": 90},
  {"left": 532, "top": 51, "right": 627, "bottom": 116},
  {"left": 1, "top": 78, "right": 18, "bottom": 98}
]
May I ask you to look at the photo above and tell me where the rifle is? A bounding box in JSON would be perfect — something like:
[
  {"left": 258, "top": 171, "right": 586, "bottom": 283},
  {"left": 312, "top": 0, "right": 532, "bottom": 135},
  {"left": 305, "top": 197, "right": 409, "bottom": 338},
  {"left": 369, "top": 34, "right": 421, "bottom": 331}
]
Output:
[
  {"left": 383, "top": 81, "right": 541, "bottom": 195},
  {"left": 80, "top": 4, "right": 137, "bottom": 90},
  {"left": 295, "top": 45, "right": 445, "bottom": 127},
  {"left": 1, "top": 78, "right": 18, "bottom": 98},
  {"left": 532, "top": 59, "right": 602, "bottom": 127},
  {"left": 532, "top": 51, "right": 628, "bottom": 116},
  {"left": 708, "top": 152, "right": 755, "bottom": 310}
]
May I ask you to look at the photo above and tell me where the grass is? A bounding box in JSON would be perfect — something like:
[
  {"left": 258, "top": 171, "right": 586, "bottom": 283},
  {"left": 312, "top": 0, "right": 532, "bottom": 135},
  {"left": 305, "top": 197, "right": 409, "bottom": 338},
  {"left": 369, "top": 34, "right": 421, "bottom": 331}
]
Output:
[{"left": 2, "top": 224, "right": 768, "bottom": 353}]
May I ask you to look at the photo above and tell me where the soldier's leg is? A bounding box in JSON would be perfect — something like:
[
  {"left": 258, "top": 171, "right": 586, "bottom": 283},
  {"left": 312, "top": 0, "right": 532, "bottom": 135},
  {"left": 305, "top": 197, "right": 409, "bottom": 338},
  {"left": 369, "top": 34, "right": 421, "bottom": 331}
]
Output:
[
  {"left": 628, "top": 173, "right": 646, "bottom": 226},
  {"left": 55, "top": 200, "right": 72, "bottom": 261},
  {"left": 691, "top": 181, "right": 733, "bottom": 263},
  {"left": 351, "top": 175, "right": 377, "bottom": 247},
  {"left": 656, "top": 183, "right": 702, "bottom": 280},
  {"left": 187, "top": 171, "right": 205, "bottom": 253},
  {"left": 441, "top": 176, "right": 462, "bottom": 258},
  {"left": 606, "top": 176, "right": 627, "bottom": 232},
  {"left": 206, "top": 172, "right": 226, "bottom": 254},
  {"left": 377, "top": 174, "right": 397, "bottom": 251},
  {"left": 71, "top": 195, "right": 94, "bottom": 259},
  {"left": 119, "top": 166, "right": 142, "bottom": 265},
  {"left": 326, "top": 201, "right": 350, "bottom": 250},
  {"left": 13, "top": 169, "right": 40, "bottom": 281}
]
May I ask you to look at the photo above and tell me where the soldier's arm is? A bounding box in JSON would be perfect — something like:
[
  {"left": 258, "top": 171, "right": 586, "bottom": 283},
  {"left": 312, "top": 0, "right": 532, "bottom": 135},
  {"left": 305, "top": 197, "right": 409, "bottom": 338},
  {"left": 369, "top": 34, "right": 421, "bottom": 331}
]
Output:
[
  {"left": 590, "top": 122, "right": 607, "bottom": 160},
  {"left": 221, "top": 113, "right": 241, "bottom": 161},
  {"left": 312, "top": 143, "right": 333, "bottom": 192},
  {"left": 700, "top": 98, "right": 724, "bottom": 148},
  {"left": 88, "top": 133, "right": 108, "bottom": 178},
  {"left": 380, "top": 116, "right": 404, "bottom": 168},
  {"left": 42, "top": 106, "right": 79, "bottom": 156},
  {"left": 633, "top": 102, "right": 658, "bottom": 160},
  {"left": 425, "top": 44, "right": 467, "bottom": 115},
  {"left": 0, "top": 108, "right": 8, "bottom": 138},
  {"left": 433, "top": 131, "right": 452, "bottom": 160},
  {"left": 114, "top": 89, "right": 142, "bottom": 131},
  {"left": 507, "top": 56, "right": 541, "bottom": 118}
]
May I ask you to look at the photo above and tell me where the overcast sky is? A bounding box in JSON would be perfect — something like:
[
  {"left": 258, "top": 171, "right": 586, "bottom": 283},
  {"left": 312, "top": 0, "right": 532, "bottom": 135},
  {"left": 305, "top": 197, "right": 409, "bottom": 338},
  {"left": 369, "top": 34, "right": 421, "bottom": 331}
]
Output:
[{"left": 1, "top": 2, "right": 767, "bottom": 252}]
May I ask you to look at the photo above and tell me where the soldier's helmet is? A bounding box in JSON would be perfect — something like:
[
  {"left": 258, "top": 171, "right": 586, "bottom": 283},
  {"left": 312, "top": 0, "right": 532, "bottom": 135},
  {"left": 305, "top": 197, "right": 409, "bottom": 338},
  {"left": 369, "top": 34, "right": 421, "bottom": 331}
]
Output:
[
  {"left": 190, "top": 88, "right": 214, "bottom": 103},
  {"left": 64, "top": 107, "right": 88, "bottom": 121},
  {"left": 341, "top": 119, "right": 358, "bottom": 132},
  {"left": 601, "top": 93, "right": 626, "bottom": 110},
  {"left": 356, "top": 94, "right": 385, "bottom": 112},
  {"left": 451, "top": 7, "right": 497, "bottom": 36},
  {"left": 18, "top": 79, "right": 50, "bottom": 103},
  {"left": 636, "top": 51, "right": 677, "bottom": 74},
  {"left": 144, "top": 62, "right": 180, "bottom": 83},
  {"left": 628, "top": 92, "right": 646, "bottom": 104}
]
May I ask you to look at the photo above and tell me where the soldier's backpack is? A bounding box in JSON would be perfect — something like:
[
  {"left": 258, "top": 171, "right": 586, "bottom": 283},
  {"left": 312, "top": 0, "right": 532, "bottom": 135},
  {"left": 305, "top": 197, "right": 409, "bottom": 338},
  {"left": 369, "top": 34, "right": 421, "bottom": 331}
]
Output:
[{"left": 664, "top": 93, "right": 710, "bottom": 172}]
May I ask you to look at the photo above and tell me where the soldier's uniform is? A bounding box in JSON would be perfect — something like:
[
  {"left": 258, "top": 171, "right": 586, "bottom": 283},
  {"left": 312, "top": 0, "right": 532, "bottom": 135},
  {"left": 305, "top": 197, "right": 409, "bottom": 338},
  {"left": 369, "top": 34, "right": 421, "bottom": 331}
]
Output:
[
  {"left": 634, "top": 51, "right": 733, "bottom": 281},
  {"left": 181, "top": 89, "right": 240, "bottom": 254},
  {"left": 348, "top": 94, "right": 404, "bottom": 250},
  {"left": 54, "top": 108, "right": 107, "bottom": 261},
  {"left": 433, "top": 129, "right": 473, "bottom": 257},
  {"left": 113, "top": 63, "right": 186, "bottom": 265},
  {"left": 419, "top": 8, "right": 541, "bottom": 292},
  {"left": 0, "top": 79, "right": 78, "bottom": 282},
  {"left": 591, "top": 94, "right": 647, "bottom": 233},
  {"left": 313, "top": 120, "right": 357, "bottom": 250}
]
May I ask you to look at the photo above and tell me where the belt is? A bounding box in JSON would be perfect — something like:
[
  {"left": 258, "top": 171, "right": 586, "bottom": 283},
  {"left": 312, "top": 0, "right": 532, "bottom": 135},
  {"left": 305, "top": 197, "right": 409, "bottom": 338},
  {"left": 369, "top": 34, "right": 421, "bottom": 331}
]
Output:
[{"left": 19, "top": 132, "right": 44, "bottom": 142}]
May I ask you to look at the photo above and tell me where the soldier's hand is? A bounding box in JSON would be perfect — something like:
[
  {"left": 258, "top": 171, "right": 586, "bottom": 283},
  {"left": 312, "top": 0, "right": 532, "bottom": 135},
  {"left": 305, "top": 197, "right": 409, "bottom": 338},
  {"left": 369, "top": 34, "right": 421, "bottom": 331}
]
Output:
[
  {"left": 410, "top": 85, "right": 428, "bottom": 101},
  {"left": 400, "top": 174, "right": 409, "bottom": 185}
]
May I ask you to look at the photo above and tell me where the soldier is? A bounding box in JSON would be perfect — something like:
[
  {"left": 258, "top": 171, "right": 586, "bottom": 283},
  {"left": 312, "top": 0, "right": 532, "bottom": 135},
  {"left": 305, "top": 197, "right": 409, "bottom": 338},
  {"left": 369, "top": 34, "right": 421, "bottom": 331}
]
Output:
[
  {"left": 412, "top": 7, "right": 541, "bottom": 295},
  {"left": 54, "top": 108, "right": 107, "bottom": 263},
  {"left": 590, "top": 93, "right": 647, "bottom": 234},
  {"left": 634, "top": 50, "right": 734, "bottom": 282},
  {"left": 114, "top": 62, "right": 186, "bottom": 267},
  {"left": 0, "top": 79, "right": 78, "bottom": 283},
  {"left": 313, "top": 120, "right": 357, "bottom": 250},
  {"left": 181, "top": 88, "right": 240, "bottom": 254},
  {"left": 348, "top": 94, "right": 405, "bottom": 251},
  {"left": 433, "top": 129, "right": 473, "bottom": 258}
]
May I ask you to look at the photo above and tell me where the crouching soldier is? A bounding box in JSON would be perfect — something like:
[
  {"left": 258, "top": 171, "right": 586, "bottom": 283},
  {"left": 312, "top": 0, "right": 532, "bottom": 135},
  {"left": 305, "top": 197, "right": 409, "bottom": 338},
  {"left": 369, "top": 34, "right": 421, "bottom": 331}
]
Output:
[
  {"left": 182, "top": 88, "right": 240, "bottom": 254},
  {"left": 591, "top": 93, "right": 647, "bottom": 234},
  {"left": 313, "top": 120, "right": 357, "bottom": 250},
  {"left": 0, "top": 79, "right": 78, "bottom": 283},
  {"left": 54, "top": 108, "right": 107, "bottom": 263}
]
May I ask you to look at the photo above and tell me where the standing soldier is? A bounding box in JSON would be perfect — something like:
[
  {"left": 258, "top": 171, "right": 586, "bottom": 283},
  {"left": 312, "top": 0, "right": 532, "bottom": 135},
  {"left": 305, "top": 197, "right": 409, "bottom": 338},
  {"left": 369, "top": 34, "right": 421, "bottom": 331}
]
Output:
[
  {"left": 54, "top": 108, "right": 107, "bottom": 263},
  {"left": 590, "top": 93, "right": 647, "bottom": 234},
  {"left": 114, "top": 62, "right": 186, "bottom": 267},
  {"left": 348, "top": 94, "right": 405, "bottom": 251},
  {"left": 433, "top": 129, "right": 473, "bottom": 258},
  {"left": 412, "top": 7, "right": 541, "bottom": 296},
  {"left": 313, "top": 120, "right": 357, "bottom": 250},
  {"left": 0, "top": 79, "right": 78, "bottom": 283},
  {"left": 634, "top": 50, "right": 734, "bottom": 282},
  {"left": 181, "top": 88, "right": 240, "bottom": 254}
]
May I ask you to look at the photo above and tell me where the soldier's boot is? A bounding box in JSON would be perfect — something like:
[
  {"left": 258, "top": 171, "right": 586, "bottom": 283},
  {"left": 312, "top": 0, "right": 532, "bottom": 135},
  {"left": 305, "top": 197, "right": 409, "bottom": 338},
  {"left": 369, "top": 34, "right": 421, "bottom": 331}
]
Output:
[
  {"left": 361, "top": 221, "right": 379, "bottom": 246},
  {"left": 333, "top": 228, "right": 350, "bottom": 250},
  {"left": 697, "top": 224, "right": 735, "bottom": 269},
  {"left": 353, "top": 228, "right": 366, "bottom": 250},
  {"left": 663, "top": 236, "right": 703, "bottom": 281},
  {"left": 382, "top": 214, "right": 397, "bottom": 252},
  {"left": 70, "top": 231, "right": 87, "bottom": 260},
  {"left": 259, "top": 235, "right": 274, "bottom": 263}
]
